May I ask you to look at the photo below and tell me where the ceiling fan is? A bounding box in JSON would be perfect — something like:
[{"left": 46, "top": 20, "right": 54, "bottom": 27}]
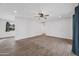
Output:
[
  {"left": 38, "top": 12, "right": 49, "bottom": 19},
  {"left": 22, "top": 8, "right": 49, "bottom": 23},
  {"left": 35, "top": 8, "right": 49, "bottom": 20}
]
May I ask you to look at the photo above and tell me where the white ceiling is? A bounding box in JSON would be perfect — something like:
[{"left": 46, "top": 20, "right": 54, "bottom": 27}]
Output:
[{"left": 0, "top": 3, "right": 78, "bottom": 20}]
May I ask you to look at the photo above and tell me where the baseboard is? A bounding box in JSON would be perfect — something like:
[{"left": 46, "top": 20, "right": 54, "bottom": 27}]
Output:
[
  {"left": 16, "top": 34, "right": 43, "bottom": 41},
  {"left": 16, "top": 34, "right": 72, "bottom": 44},
  {"left": 0, "top": 36, "right": 14, "bottom": 40},
  {"left": 46, "top": 35, "right": 72, "bottom": 44}
]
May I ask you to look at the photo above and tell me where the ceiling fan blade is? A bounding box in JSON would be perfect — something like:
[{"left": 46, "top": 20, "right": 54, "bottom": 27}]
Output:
[
  {"left": 40, "top": 8, "right": 44, "bottom": 13},
  {"left": 45, "top": 14, "right": 49, "bottom": 16},
  {"left": 43, "top": 17, "right": 47, "bottom": 19}
]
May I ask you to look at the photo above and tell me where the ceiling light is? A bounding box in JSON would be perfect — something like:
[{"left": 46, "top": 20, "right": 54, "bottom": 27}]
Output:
[
  {"left": 13, "top": 10, "right": 17, "bottom": 13},
  {"left": 59, "top": 16, "right": 62, "bottom": 18}
]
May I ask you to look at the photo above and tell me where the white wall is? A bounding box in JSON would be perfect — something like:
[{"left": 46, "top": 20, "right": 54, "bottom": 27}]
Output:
[
  {"left": 46, "top": 18, "right": 72, "bottom": 39},
  {"left": 15, "top": 16, "right": 43, "bottom": 40},
  {"left": 29, "top": 20, "right": 43, "bottom": 37},
  {"left": 0, "top": 15, "right": 72, "bottom": 40},
  {"left": 15, "top": 17, "right": 28, "bottom": 40},
  {"left": 15, "top": 16, "right": 72, "bottom": 40}
]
